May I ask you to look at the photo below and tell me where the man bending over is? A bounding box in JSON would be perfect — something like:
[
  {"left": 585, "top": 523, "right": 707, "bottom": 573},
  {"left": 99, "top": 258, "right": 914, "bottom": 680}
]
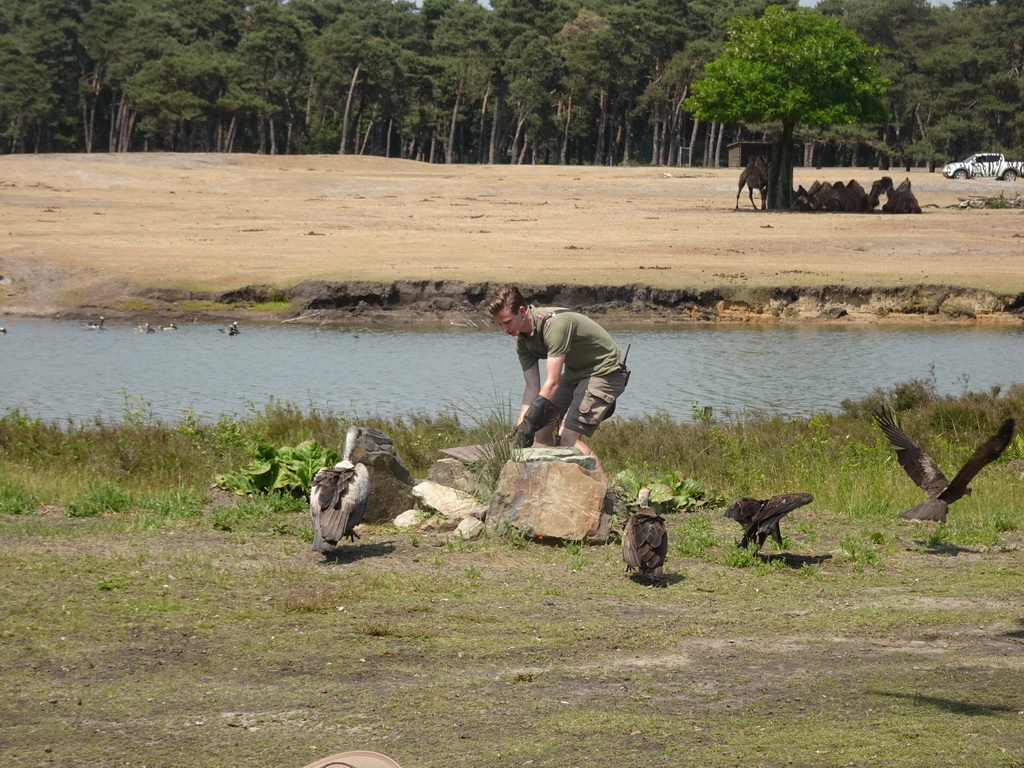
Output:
[{"left": 485, "top": 284, "right": 629, "bottom": 472}]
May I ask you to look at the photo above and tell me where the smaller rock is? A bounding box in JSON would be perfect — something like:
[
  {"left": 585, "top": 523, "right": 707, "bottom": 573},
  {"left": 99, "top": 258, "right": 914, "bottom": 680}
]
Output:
[
  {"left": 393, "top": 509, "right": 421, "bottom": 529},
  {"left": 455, "top": 517, "right": 485, "bottom": 540},
  {"left": 412, "top": 480, "right": 486, "bottom": 521},
  {"left": 419, "top": 514, "right": 458, "bottom": 533}
]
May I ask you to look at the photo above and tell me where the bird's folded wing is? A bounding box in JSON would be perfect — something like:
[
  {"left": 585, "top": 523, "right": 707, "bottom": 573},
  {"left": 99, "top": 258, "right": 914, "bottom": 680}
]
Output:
[{"left": 751, "top": 492, "right": 814, "bottom": 524}]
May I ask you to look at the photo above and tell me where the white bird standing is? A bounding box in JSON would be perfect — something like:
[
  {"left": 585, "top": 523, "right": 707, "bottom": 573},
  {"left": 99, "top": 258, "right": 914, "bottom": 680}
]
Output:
[{"left": 309, "top": 425, "right": 370, "bottom": 553}]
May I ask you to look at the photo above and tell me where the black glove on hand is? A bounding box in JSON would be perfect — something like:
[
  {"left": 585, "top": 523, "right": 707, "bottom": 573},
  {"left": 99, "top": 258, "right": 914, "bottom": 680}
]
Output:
[{"left": 512, "top": 396, "right": 562, "bottom": 447}]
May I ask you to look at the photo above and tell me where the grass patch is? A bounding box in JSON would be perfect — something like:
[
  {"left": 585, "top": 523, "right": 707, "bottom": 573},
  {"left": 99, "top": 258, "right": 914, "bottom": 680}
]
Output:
[
  {"left": 2, "top": 384, "right": 1024, "bottom": 766},
  {"left": 249, "top": 299, "right": 293, "bottom": 313}
]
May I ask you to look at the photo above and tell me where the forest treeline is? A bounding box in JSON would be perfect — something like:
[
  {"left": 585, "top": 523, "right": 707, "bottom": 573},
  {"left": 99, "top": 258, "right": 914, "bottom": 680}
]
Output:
[{"left": 0, "top": 0, "right": 1021, "bottom": 166}]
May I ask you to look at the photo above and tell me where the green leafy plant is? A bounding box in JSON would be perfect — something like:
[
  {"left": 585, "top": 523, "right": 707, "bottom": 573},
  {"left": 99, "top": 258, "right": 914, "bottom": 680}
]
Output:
[
  {"left": 215, "top": 439, "right": 339, "bottom": 497},
  {"left": 613, "top": 469, "right": 723, "bottom": 514}
]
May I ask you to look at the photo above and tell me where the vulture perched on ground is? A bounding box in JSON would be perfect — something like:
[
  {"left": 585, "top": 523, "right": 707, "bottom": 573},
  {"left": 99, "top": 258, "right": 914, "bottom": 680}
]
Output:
[
  {"left": 309, "top": 425, "right": 370, "bottom": 552},
  {"left": 621, "top": 487, "right": 668, "bottom": 581},
  {"left": 874, "top": 408, "right": 1014, "bottom": 522},
  {"left": 723, "top": 492, "right": 814, "bottom": 552}
]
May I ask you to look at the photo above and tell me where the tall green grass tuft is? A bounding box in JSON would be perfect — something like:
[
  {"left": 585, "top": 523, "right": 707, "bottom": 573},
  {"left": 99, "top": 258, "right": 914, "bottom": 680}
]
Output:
[
  {"left": 0, "top": 477, "right": 37, "bottom": 515},
  {"left": 68, "top": 482, "right": 133, "bottom": 518}
]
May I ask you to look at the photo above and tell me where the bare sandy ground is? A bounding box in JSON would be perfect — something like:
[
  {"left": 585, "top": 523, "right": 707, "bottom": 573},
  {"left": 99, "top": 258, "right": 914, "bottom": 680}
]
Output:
[{"left": 1, "top": 153, "right": 1022, "bottom": 321}]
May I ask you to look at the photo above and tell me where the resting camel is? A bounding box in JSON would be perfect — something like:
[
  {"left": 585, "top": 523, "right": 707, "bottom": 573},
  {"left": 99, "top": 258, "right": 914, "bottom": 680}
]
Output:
[
  {"left": 736, "top": 155, "right": 768, "bottom": 210},
  {"left": 871, "top": 176, "right": 921, "bottom": 214},
  {"left": 793, "top": 180, "right": 832, "bottom": 211}
]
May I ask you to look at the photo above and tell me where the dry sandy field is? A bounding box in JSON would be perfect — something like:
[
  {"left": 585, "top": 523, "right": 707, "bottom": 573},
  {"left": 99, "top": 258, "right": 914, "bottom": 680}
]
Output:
[{"left": 1, "top": 153, "right": 1023, "bottom": 323}]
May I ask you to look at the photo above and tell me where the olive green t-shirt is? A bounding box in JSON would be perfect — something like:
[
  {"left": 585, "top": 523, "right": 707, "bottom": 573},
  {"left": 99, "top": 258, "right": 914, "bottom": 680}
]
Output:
[{"left": 515, "top": 306, "right": 622, "bottom": 382}]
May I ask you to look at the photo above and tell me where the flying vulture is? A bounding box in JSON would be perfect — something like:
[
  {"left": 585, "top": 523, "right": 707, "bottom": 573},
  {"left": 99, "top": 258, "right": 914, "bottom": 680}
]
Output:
[{"left": 874, "top": 408, "right": 1014, "bottom": 522}]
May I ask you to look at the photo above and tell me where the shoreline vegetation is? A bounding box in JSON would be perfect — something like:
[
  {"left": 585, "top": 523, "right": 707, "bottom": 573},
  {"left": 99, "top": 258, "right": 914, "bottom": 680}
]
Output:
[
  {"left": 7, "top": 277, "right": 1024, "bottom": 329},
  {"left": 2, "top": 381, "right": 1024, "bottom": 766}
]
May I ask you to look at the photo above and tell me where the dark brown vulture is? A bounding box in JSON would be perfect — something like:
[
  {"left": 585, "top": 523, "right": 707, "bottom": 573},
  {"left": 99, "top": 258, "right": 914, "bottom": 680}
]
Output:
[
  {"left": 309, "top": 425, "right": 370, "bottom": 552},
  {"left": 723, "top": 492, "right": 814, "bottom": 552},
  {"left": 874, "top": 408, "right": 1014, "bottom": 522},
  {"left": 621, "top": 488, "right": 668, "bottom": 581}
]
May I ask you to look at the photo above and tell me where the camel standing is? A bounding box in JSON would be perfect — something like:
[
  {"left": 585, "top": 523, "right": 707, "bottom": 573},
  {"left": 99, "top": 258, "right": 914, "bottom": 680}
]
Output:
[{"left": 736, "top": 155, "right": 768, "bottom": 210}]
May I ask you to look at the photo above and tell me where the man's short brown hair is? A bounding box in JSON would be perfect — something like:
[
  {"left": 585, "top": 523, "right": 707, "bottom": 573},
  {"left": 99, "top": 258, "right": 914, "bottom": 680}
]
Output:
[{"left": 484, "top": 284, "right": 527, "bottom": 316}]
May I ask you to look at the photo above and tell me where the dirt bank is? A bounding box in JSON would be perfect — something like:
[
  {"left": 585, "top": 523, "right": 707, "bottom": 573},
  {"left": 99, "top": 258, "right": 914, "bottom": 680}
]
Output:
[{"left": 2, "top": 153, "right": 1023, "bottom": 325}]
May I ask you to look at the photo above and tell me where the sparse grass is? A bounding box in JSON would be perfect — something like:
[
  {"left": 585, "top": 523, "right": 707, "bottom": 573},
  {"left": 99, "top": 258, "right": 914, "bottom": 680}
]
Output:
[{"left": 2, "top": 385, "right": 1023, "bottom": 767}]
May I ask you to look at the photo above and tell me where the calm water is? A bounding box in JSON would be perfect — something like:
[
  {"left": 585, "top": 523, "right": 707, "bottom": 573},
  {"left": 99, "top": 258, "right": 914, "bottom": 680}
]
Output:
[{"left": 1, "top": 318, "right": 1022, "bottom": 423}]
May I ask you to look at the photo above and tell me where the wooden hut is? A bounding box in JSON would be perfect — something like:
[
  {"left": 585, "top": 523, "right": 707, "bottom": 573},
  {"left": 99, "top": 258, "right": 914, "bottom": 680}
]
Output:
[{"left": 727, "top": 141, "right": 773, "bottom": 169}]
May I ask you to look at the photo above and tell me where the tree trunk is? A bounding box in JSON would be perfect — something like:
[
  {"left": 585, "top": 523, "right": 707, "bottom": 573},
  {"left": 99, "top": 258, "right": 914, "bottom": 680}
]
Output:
[
  {"left": 518, "top": 132, "right": 529, "bottom": 164},
  {"left": 446, "top": 85, "right": 462, "bottom": 164},
  {"left": 714, "top": 122, "right": 725, "bottom": 168},
  {"left": 767, "top": 121, "right": 795, "bottom": 211},
  {"left": 339, "top": 65, "right": 360, "bottom": 154},
  {"left": 359, "top": 119, "right": 373, "bottom": 154},
  {"left": 703, "top": 121, "right": 715, "bottom": 166},
  {"left": 687, "top": 118, "right": 700, "bottom": 166},
  {"left": 559, "top": 96, "right": 572, "bottom": 166},
  {"left": 594, "top": 88, "right": 608, "bottom": 165},
  {"left": 226, "top": 116, "right": 237, "bottom": 153},
  {"left": 489, "top": 91, "right": 503, "bottom": 165},
  {"left": 479, "top": 84, "right": 490, "bottom": 164},
  {"left": 510, "top": 110, "right": 525, "bottom": 163}
]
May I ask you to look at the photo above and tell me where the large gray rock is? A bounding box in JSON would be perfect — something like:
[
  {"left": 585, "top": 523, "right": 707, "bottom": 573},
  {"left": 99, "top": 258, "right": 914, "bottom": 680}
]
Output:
[
  {"left": 486, "top": 460, "right": 612, "bottom": 543},
  {"left": 350, "top": 427, "right": 416, "bottom": 524}
]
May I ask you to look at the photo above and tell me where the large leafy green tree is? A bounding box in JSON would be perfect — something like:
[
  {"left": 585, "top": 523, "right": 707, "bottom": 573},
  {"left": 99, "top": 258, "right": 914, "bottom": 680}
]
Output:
[{"left": 685, "top": 5, "right": 889, "bottom": 209}]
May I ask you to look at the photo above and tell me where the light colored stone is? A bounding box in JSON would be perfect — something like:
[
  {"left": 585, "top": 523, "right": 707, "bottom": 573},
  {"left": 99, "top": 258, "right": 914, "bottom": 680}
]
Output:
[
  {"left": 393, "top": 509, "right": 421, "bottom": 529},
  {"left": 514, "top": 446, "right": 598, "bottom": 471},
  {"left": 486, "top": 460, "right": 612, "bottom": 543},
  {"left": 455, "top": 517, "right": 485, "bottom": 540},
  {"left": 412, "top": 480, "right": 486, "bottom": 521}
]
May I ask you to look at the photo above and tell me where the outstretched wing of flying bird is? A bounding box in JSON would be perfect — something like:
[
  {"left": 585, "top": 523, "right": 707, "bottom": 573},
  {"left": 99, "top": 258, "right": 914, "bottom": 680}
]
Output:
[
  {"left": 874, "top": 408, "right": 949, "bottom": 496},
  {"left": 876, "top": 410, "right": 1015, "bottom": 522},
  {"left": 938, "top": 418, "right": 1015, "bottom": 504}
]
